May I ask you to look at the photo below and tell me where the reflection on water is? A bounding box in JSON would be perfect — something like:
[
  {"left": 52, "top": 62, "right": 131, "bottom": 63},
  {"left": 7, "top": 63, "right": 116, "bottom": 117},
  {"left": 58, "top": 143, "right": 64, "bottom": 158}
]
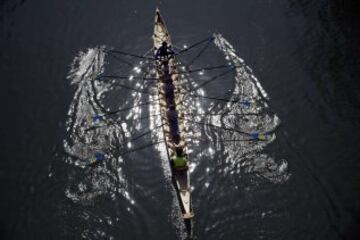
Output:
[{"left": 62, "top": 33, "right": 289, "bottom": 239}]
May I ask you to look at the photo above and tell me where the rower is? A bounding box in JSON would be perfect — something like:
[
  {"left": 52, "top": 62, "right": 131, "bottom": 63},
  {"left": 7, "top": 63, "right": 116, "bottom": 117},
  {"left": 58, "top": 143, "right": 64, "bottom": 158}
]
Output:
[
  {"left": 171, "top": 147, "right": 188, "bottom": 171},
  {"left": 167, "top": 104, "right": 181, "bottom": 144},
  {"left": 164, "top": 81, "right": 175, "bottom": 99},
  {"left": 167, "top": 104, "right": 178, "bottom": 131},
  {"left": 155, "top": 41, "right": 174, "bottom": 61},
  {"left": 166, "top": 94, "right": 175, "bottom": 107},
  {"left": 161, "top": 68, "right": 172, "bottom": 84}
]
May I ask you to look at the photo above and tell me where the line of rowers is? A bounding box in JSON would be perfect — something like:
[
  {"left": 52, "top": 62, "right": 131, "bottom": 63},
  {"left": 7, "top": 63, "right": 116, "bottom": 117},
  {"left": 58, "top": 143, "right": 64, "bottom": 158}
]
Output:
[{"left": 155, "top": 41, "right": 189, "bottom": 173}]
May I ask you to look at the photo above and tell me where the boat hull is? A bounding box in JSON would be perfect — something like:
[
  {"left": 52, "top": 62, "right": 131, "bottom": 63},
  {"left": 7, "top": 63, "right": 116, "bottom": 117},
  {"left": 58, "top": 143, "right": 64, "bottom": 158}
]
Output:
[{"left": 153, "top": 9, "right": 194, "bottom": 220}]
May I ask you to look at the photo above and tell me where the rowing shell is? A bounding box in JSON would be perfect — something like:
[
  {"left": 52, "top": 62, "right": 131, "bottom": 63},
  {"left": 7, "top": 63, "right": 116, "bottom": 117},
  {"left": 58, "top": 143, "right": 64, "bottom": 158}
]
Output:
[{"left": 153, "top": 9, "right": 194, "bottom": 220}]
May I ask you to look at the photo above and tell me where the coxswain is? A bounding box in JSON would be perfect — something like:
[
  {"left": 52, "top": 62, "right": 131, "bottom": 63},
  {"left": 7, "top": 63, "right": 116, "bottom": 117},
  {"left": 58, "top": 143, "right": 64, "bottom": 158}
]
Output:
[{"left": 155, "top": 41, "right": 174, "bottom": 60}]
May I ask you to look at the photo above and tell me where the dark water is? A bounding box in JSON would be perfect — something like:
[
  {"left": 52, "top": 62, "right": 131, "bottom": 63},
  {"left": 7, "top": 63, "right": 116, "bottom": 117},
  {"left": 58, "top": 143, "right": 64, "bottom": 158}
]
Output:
[{"left": 1, "top": 0, "right": 360, "bottom": 239}]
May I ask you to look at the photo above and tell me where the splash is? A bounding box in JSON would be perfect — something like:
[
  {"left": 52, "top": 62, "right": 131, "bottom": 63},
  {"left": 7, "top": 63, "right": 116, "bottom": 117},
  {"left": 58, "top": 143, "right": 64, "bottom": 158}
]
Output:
[
  {"left": 210, "top": 34, "right": 290, "bottom": 183},
  {"left": 63, "top": 47, "right": 132, "bottom": 203}
]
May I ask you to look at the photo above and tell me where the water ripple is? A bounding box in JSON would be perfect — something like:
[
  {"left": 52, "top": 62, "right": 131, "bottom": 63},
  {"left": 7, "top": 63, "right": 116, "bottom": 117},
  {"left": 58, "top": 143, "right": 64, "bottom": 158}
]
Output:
[{"left": 61, "top": 33, "right": 290, "bottom": 239}]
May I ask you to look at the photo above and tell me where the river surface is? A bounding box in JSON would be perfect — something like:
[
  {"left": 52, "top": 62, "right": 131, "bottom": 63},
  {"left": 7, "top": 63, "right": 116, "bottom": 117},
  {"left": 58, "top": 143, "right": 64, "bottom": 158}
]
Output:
[{"left": 1, "top": 0, "right": 360, "bottom": 239}]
